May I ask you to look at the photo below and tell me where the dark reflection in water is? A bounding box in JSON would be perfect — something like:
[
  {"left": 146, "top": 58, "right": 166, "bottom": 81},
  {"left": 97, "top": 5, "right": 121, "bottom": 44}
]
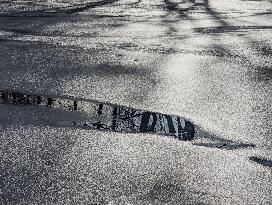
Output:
[
  {"left": 0, "top": 90, "right": 257, "bottom": 149},
  {"left": 0, "top": 90, "right": 195, "bottom": 140},
  {"left": 249, "top": 157, "right": 272, "bottom": 168}
]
